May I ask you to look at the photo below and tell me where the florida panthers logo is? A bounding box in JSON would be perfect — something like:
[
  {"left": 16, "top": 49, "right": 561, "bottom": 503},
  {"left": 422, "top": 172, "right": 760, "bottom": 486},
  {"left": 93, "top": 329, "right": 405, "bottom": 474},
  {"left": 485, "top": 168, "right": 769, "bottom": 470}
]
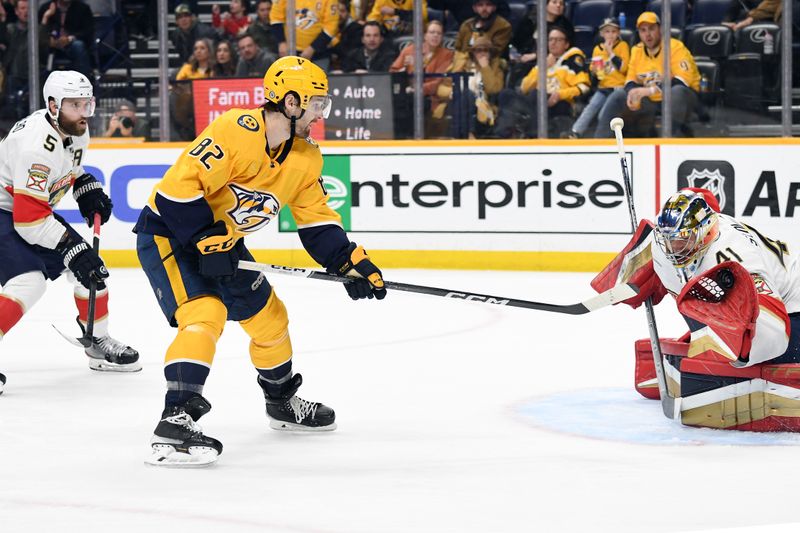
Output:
[
  {"left": 226, "top": 183, "right": 280, "bottom": 232},
  {"left": 686, "top": 168, "right": 726, "bottom": 211}
]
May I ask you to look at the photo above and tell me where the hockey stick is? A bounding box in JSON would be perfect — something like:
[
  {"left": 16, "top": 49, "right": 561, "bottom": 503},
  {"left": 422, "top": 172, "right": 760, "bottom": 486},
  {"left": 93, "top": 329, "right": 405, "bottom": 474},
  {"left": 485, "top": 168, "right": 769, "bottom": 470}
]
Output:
[
  {"left": 53, "top": 213, "right": 102, "bottom": 349},
  {"left": 238, "top": 260, "right": 639, "bottom": 315},
  {"left": 610, "top": 118, "right": 677, "bottom": 419}
]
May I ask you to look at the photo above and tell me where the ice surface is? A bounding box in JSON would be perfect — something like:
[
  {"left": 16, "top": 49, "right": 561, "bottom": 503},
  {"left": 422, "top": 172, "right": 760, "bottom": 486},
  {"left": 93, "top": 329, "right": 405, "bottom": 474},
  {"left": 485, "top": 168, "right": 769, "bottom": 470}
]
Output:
[{"left": 1, "top": 268, "right": 799, "bottom": 533}]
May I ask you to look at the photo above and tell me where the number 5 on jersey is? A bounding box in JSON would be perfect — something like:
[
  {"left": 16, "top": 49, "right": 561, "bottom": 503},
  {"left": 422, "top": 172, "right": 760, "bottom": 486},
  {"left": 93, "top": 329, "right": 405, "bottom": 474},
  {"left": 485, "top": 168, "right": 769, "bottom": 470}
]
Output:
[{"left": 189, "top": 137, "right": 225, "bottom": 170}]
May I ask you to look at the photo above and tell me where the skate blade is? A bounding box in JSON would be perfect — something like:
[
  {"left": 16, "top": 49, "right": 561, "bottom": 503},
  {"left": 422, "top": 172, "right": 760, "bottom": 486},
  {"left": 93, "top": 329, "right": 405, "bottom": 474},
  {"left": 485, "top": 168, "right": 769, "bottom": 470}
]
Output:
[
  {"left": 144, "top": 443, "right": 218, "bottom": 468},
  {"left": 88, "top": 357, "right": 142, "bottom": 373},
  {"left": 269, "top": 419, "right": 337, "bottom": 432}
]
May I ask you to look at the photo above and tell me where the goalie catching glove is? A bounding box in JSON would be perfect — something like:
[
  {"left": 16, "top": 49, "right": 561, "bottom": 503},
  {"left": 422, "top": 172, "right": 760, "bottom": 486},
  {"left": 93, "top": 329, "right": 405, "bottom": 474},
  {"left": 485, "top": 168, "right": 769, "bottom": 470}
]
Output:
[
  {"left": 191, "top": 221, "right": 240, "bottom": 282},
  {"left": 676, "top": 261, "right": 759, "bottom": 365},
  {"left": 329, "top": 243, "right": 386, "bottom": 300}
]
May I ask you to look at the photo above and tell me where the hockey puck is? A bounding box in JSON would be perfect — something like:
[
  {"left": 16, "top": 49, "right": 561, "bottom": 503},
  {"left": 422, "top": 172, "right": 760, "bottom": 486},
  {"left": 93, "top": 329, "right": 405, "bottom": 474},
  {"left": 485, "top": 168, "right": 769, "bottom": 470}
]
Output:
[{"left": 716, "top": 268, "right": 735, "bottom": 290}]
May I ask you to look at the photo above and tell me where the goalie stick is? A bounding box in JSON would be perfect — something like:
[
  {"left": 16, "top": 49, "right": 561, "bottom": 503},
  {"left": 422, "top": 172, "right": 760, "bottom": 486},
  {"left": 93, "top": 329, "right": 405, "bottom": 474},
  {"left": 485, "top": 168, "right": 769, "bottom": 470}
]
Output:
[
  {"left": 238, "top": 260, "right": 639, "bottom": 315},
  {"left": 611, "top": 118, "right": 677, "bottom": 419}
]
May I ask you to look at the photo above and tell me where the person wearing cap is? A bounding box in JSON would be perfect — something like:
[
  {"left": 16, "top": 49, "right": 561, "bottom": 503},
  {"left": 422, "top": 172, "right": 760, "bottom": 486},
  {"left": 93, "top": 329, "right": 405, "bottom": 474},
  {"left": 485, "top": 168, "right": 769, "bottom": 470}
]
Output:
[
  {"left": 568, "top": 17, "right": 629, "bottom": 138},
  {"left": 595, "top": 11, "right": 700, "bottom": 138},
  {"left": 444, "top": 35, "right": 507, "bottom": 138},
  {"left": 494, "top": 25, "right": 589, "bottom": 138},
  {"left": 172, "top": 3, "right": 217, "bottom": 64},
  {"left": 455, "top": 0, "right": 512, "bottom": 59}
]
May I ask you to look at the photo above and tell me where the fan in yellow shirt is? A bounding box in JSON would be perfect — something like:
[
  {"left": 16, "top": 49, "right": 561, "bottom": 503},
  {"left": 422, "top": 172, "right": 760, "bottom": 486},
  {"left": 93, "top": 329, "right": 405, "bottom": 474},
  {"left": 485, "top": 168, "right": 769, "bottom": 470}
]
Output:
[
  {"left": 270, "top": 0, "right": 340, "bottom": 69},
  {"left": 595, "top": 12, "right": 701, "bottom": 138}
]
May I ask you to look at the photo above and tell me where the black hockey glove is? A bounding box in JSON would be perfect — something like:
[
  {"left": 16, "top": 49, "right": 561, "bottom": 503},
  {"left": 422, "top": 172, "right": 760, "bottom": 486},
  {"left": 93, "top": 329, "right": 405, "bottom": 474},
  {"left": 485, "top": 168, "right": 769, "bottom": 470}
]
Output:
[
  {"left": 73, "top": 173, "right": 113, "bottom": 226},
  {"left": 56, "top": 232, "right": 109, "bottom": 290},
  {"left": 329, "top": 243, "right": 386, "bottom": 300},
  {"left": 191, "top": 221, "right": 240, "bottom": 282}
]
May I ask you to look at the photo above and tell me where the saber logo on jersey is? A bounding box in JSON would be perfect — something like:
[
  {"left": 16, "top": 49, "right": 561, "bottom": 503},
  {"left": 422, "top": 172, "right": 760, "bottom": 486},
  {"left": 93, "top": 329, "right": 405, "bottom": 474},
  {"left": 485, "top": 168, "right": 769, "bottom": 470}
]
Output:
[
  {"left": 227, "top": 183, "right": 280, "bottom": 232},
  {"left": 677, "top": 160, "right": 735, "bottom": 216}
]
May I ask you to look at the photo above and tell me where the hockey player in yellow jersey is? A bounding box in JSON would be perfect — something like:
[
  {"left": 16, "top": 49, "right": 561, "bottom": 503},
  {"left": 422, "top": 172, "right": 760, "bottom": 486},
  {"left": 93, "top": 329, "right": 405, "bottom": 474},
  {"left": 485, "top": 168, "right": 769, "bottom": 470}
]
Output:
[
  {"left": 595, "top": 11, "right": 700, "bottom": 138},
  {"left": 134, "top": 56, "right": 386, "bottom": 467},
  {"left": 270, "top": 0, "right": 340, "bottom": 70}
]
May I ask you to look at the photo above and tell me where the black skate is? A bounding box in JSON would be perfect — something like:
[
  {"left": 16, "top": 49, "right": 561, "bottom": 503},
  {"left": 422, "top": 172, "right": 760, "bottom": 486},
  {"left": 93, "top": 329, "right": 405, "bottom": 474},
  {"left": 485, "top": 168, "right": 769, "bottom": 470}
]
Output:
[
  {"left": 77, "top": 318, "right": 141, "bottom": 372},
  {"left": 0, "top": 372, "right": 5, "bottom": 396},
  {"left": 259, "top": 373, "right": 336, "bottom": 432},
  {"left": 145, "top": 395, "right": 223, "bottom": 468}
]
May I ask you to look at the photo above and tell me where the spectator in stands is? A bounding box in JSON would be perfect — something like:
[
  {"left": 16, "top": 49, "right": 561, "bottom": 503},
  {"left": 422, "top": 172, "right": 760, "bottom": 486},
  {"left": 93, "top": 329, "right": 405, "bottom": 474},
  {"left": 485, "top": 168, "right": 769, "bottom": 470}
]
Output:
[
  {"left": 172, "top": 4, "right": 218, "bottom": 64},
  {"left": 722, "top": 0, "right": 782, "bottom": 31},
  {"left": 338, "top": 20, "right": 395, "bottom": 72},
  {"left": 213, "top": 39, "right": 238, "bottom": 76},
  {"left": 39, "top": 0, "right": 94, "bottom": 78},
  {"left": 367, "top": 0, "right": 426, "bottom": 38},
  {"left": 270, "top": 0, "right": 339, "bottom": 70},
  {"left": 247, "top": 0, "right": 277, "bottom": 53},
  {"left": 595, "top": 12, "right": 700, "bottom": 138},
  {"left": 1, "top": 0, "right": 38, "bottom": 119},
  {"left": 235, "top": 32, "right": 276, "bottom": 76},
  {"left": 427, "top": 0, "right": 510, "bottom": 27},
  {"left": 455, "top": 0, "right": 512, "bottom": 57},
  {"left": 494, "top": 25, "right": 589, "bottom": 138},
  {"left": 568, "top": 17, "right": 629, "bottom": 139},
  {"left": 446, "top": 35, "right": 507, "bottom": 138},
  {"left": 176, "top": 38, "right": 216, "bottom": 80},
  {"left": 389, "top": 19, "right": 453, "bottom": 136},
  {"left": 103, "top": 99, "right": 150, "bottom": 139},
  {"left": 213, "top": 0, "right": 252, "bottom": 40},
  {"left": 509, "top": 0, "right": 573, "bottom": 86},
  {"left": 330, "top": 0, "right": 366, "bottom": 70}
]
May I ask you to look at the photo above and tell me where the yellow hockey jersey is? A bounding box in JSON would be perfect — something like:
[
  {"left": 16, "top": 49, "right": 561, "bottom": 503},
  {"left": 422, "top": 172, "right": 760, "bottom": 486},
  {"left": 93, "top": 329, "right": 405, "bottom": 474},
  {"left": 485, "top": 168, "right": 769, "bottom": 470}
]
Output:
[
  {"left": 270, "top": 0, "right": 340, "bottom": 51},
  {"left": 520, "top": 47, "right": 590, "bottom": 103},
  {"left": 626, "top": 38, "right": 700, "bottom": 99},
  {"left": 367, "top": 0, "right": 427, "bottom": 34},
  {"left": 135, "top": 109, "right": 341, "bottom": 248},
  {"left": 590, "top": 39, "right": 630, "bottom": 89}
]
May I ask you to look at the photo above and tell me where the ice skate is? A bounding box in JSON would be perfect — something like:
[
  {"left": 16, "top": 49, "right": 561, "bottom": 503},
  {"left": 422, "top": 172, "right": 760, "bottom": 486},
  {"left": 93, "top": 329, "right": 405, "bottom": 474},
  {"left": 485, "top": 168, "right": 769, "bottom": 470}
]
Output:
[
  {"left": 0, "top": 372, "right": 5, "bottom": 396},
  {"left": 145, "top": 395, "right": 222, "bottom": 468},
  {"left": 259, "top": 373, "right": 336, "bottom": 432},
  {"left": 78, "top": 318, "right": 141, "bottom": 372}
]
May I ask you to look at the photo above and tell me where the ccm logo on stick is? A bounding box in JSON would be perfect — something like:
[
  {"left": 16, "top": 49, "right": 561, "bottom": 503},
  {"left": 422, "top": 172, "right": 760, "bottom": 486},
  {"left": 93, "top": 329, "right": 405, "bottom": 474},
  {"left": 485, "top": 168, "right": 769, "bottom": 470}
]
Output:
[{"left": 445, "top": 292, "right": 510, "bottom": 305}]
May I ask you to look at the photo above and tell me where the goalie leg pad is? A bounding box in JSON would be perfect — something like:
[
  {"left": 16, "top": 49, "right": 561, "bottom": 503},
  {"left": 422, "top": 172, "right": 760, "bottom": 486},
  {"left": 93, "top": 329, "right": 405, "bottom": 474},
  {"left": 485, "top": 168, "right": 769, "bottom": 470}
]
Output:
[{"left": 634, "top": 338, "right": 688, "bottom": 399}]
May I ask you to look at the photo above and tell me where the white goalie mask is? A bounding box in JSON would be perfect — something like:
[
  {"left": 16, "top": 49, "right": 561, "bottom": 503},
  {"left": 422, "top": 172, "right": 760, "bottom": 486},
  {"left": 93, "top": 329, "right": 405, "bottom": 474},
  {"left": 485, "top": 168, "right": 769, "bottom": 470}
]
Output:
[{"left": 43, "top": 70, "right": 96, "bottom": 120}]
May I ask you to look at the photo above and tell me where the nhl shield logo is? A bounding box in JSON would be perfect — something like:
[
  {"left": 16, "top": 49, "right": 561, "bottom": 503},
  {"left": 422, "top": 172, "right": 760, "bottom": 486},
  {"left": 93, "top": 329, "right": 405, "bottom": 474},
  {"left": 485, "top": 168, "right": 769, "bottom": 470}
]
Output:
[
  {"left": 226, "top": 183, "right": 280, "bottom": 232},
  {"left": 677, "top": 160, "right": 735, "bottom": 216},
  {"left": 686, "top": 168, "right": 726, "bottom": 209}
]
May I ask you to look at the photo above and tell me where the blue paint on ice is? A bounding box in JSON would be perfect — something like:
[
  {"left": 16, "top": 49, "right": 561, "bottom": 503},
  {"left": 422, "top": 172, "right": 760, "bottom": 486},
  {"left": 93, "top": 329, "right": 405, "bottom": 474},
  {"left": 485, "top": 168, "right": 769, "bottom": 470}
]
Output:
[{"left": 516, "top": 388, "right": 800, "bottom": 446}]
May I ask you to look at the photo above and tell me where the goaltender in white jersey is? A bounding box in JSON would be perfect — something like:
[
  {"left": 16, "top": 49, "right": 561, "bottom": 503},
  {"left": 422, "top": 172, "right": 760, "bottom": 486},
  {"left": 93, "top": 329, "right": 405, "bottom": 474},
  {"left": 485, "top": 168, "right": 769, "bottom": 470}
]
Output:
[
  {"left": 0, "top": 71, "right": 140, "bottom": 395},
  {"left": 599, "top": 188, "right": 800, "bottom": 369}
]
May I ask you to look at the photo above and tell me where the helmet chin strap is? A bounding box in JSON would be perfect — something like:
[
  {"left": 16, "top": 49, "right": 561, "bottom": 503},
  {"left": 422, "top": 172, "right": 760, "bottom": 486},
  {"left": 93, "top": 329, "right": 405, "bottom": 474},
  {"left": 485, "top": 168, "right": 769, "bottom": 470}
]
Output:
[{"left": 47, "top": 105, "right": 70, "bottom": 138}]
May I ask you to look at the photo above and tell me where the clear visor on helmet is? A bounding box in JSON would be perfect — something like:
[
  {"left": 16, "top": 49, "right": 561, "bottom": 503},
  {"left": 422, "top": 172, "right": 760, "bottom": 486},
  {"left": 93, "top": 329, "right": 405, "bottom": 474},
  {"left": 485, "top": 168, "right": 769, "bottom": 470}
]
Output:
[
  {"left": 306, "top": 95, "right": 332, "bottom": 119},
  {"left": 61, "top": 97, "right": 96, "bottom": 118}
]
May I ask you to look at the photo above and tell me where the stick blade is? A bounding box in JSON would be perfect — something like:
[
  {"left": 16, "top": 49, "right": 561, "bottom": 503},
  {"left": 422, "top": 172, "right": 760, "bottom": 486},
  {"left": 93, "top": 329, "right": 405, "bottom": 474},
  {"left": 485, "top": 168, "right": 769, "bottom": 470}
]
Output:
[{"left": 52, "top": 324, "right": 92, "bottom": 348}]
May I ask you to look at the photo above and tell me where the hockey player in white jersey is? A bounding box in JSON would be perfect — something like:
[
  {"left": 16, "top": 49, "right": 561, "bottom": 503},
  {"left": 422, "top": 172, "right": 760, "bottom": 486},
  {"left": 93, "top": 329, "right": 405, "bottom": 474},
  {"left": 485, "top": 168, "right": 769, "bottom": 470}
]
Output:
[
  {"left": 595, "top": 187, "right": 800, "bottom": 369},
  {"left": 0, "top": 71, "right": 140, "bottom": 395}
]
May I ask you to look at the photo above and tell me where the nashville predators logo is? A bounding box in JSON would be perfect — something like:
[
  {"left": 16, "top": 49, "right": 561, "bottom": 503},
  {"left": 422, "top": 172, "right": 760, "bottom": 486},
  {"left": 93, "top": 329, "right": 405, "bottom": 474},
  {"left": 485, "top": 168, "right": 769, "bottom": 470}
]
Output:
[
  {"left": 237, "top": 115, "right": 259, "bottom": 131},
  {"left": 295, "top": 8, "right": 319, "bottom": 30},
  {"left": 226, "top": 183, "right": 280, "bottom": 232}
]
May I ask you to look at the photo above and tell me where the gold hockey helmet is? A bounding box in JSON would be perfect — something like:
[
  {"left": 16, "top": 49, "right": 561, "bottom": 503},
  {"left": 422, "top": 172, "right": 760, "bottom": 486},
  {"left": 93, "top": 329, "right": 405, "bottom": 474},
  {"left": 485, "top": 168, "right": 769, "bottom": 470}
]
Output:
[{"left": 263, "top": 56, "right": 331, "bottom": 117}]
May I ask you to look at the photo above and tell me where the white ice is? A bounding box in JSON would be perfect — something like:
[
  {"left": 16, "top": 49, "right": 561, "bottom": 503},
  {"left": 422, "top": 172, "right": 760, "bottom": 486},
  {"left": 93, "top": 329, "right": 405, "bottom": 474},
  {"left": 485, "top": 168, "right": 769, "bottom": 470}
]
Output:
[{"left": 2, "top": 268, "right": 799, "bottom": 533}]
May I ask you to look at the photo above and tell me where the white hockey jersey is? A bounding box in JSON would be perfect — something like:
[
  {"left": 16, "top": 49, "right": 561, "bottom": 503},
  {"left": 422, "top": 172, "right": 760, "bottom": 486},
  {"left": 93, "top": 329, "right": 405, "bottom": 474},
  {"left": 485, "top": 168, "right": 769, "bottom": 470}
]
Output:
[
  {"left": 652, "top": 213, "right": 800, "bottom": 365},
  {"left": 0, "top": 109, "right": 89, "bottom": 249}
]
